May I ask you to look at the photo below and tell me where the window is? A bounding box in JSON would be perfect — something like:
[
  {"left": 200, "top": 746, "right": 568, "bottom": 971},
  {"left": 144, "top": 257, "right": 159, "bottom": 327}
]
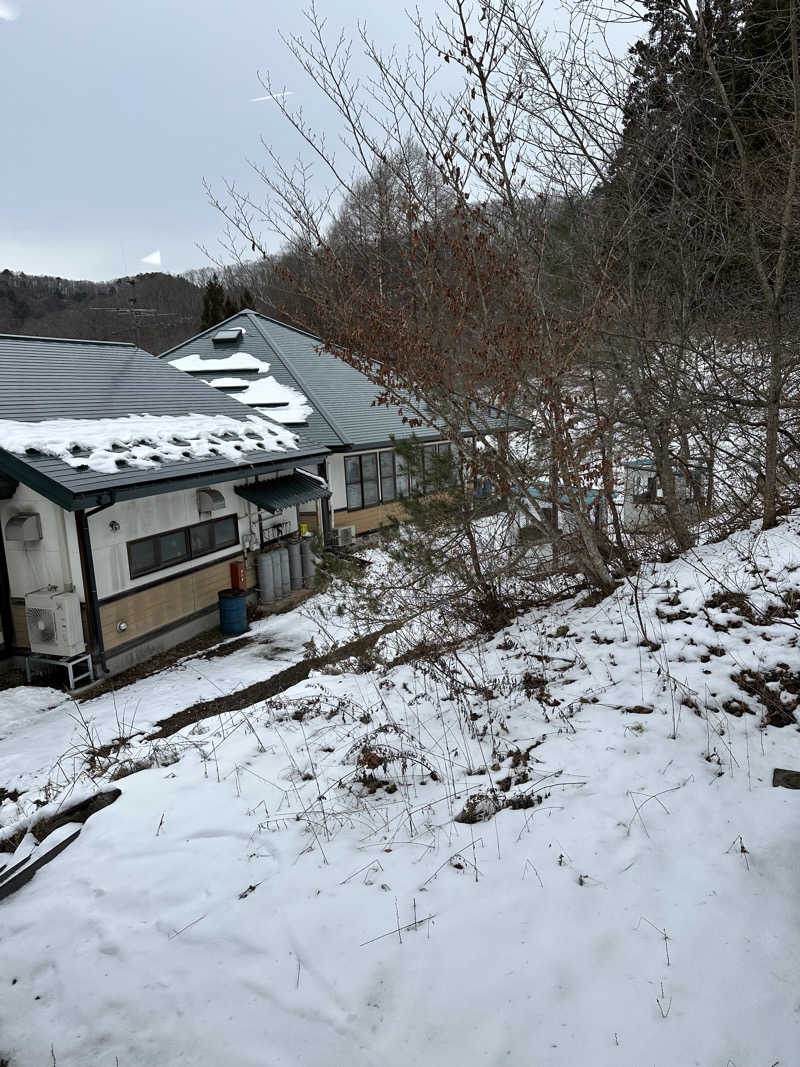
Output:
[
  {"left": 128, "top": 513, "right": 239, "bottom": 579},
  {"left": 380, "top": 451, "right": 396, "bottom": 501},
  {"left": 345, "top": 453, "right": 379, "bottom": 510},
  {"left": 422, "top": 441, "right": 458, "bottom": 488},
  {"left": 633, "top": 474, "right": 659, "bottom": 505},
  {"left": 343, "top": 444, "right": 458, "bottom": 511},
  {"left": 395, "top": 454, "right": 410, "bottom": 497}
]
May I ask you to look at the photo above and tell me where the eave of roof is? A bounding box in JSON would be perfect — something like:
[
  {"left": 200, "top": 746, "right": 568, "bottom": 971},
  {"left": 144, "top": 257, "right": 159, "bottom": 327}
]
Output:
[{"left": 0, "top": 445, "right": 328, "bottom": 512}]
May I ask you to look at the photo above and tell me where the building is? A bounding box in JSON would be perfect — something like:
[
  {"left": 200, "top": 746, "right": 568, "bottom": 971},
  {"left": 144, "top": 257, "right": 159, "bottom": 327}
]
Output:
[
  {"left": 161, "top": 312, "right": 527, "bottom": 539},
  {"left": 622, "top": 458, "right": 706, "bottom": 531},
  {"left": 0, "top": 335, "right": 330, "bottom": 677}
]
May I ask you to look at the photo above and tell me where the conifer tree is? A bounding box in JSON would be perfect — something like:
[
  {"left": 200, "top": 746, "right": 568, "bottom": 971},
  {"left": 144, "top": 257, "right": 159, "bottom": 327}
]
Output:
[{"left": 200, "top": 273, "right": 226, "bottom": 329}]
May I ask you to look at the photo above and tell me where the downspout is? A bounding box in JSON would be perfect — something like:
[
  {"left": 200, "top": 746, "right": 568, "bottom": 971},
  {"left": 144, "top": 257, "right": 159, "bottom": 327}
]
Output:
[
  {"left": 75, "top": 507, "right": 110, "bottom": 674},
  {"left": 318, "top": 462, "right": 333, "bottom": 545}
]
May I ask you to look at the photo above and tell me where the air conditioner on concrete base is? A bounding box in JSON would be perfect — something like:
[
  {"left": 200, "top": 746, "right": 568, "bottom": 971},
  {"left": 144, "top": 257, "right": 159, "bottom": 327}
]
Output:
[
  {"left": 24, "top": 589, "right": 85, "bottom": 658},
  {"left": 331, "top": 525, "right": 356, "bottom": 547}
]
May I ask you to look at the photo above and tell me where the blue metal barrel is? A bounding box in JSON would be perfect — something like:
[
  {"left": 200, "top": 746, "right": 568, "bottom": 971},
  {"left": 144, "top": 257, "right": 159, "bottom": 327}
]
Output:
[{"left": 218, "top": 588, "right": 249, "bottom": 635}]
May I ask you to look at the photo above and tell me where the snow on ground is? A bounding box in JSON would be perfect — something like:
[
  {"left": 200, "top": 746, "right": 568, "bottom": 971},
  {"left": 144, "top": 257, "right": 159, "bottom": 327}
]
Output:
[
  {"left": 0, "top": 607, "right": 343, "bottom": 801},
  {"left": 1, "top": 518, "right": 800, "bottom": 1066}
]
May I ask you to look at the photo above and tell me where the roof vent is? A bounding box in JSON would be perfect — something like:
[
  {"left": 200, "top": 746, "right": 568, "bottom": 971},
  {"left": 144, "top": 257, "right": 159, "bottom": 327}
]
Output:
[
  {"left": 5, "top": 513, "right": 43, "bottom": 542},
  {"left": 212, "top": 327, "right": 246, "bottom": 343},
  {"left": 197, "top": 487, "right": 226, "bottom": 515}
]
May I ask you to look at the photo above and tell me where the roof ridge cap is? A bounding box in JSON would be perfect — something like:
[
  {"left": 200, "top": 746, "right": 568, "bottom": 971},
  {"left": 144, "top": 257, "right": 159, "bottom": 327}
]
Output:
[
  {"left": 0, "top": 333, "right": 139, "bottom": 348},
  {"left": 246, "top": 313, "right": 350, "bottom": 447}
]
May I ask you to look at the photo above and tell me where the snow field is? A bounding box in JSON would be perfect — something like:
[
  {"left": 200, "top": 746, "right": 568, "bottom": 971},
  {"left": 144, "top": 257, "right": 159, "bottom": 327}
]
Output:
[{"left": 1, "top": 516, "right": 799, "bottom": 1066}]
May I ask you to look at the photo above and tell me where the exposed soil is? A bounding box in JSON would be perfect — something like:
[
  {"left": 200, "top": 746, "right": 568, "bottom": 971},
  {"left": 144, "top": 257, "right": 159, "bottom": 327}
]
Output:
[
  {"left": 731, "top": 666, "right": 800, "bottom": 728},
  {"left": 147, "top": 622, "right": 403, "bottom": 740},
  {"left": 1, "top": 788, "right": 121, "bottom": 855},
  {"left": 0, "top": 667, "right": 29, "bottom": 693}
]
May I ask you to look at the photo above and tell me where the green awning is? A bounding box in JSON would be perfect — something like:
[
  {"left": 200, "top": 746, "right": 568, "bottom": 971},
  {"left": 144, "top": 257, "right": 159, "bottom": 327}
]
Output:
[{"left": 235, "top": 470, "right": 330, "bottom": 514}]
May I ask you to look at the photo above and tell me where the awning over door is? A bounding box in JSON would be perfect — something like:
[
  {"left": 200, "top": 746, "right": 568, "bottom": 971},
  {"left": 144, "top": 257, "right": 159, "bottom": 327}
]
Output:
[{"left": 235, "top": 470, "right": 330, "bottom": 514}]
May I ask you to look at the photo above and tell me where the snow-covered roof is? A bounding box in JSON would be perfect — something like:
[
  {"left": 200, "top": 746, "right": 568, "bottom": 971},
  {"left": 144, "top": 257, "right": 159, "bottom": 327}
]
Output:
[
  {"left": 172, "top": 350, "right": 313, "bottom": 425},
  {"left": 172, "top": 352, "right": 270, "bottom": 374},
  {"left": 0, "top": 334, "right": 328, "bottom": 510},
  {"left": 0, "top": 413, "right": 297, "bottom": 476},
  {"left": 204, "top": 376, "right": 312, "bottom": 424},
  {"left": 161, "top": 311, "right": 529, "bottom": 450}
]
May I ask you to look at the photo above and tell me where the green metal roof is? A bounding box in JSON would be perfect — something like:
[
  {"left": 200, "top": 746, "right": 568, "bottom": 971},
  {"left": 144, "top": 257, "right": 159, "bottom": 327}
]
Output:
[
  {"left": 236, "top": 470, "right": 330, "bottom": 514},
  {"left": 161, "top": 311, "right": 529, "bottom": 450},
  {"left": 0, "top": 334, "right": 327, "bottom": 510}
]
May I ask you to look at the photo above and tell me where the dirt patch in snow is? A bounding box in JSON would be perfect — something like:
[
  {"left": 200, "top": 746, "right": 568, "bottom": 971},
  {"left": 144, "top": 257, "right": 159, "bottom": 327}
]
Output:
[
  {"left": 147, "top": 622, "right": 403, "bottom": 739},
  {"left": 730, "top": 665, "right": 800, "bottom": 727}
]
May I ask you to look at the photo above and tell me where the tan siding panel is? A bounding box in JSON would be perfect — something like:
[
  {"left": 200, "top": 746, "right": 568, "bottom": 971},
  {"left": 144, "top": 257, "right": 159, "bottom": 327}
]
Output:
[
  {"left": 335, "top": 501, "right": 407, "bottom": 535},
  {"left": 11, "top": 602, "right": 29, "bottom": 649},
  {"left": 100, "top": 557, "right": 238, "bottom": 650}
]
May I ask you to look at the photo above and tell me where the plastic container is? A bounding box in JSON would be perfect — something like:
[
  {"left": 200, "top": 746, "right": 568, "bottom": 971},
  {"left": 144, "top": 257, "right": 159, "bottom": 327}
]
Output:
[
  {"left": 300, "top": 535, "right": 316, "bottom": 586},
  {"left": 218, "top": 588, "right": 248, "bottom": 635},
  {"left": 257, "top": 553, "right": 275, "bottom": 604},
  {"left": 271, "top": 552, "right": 283, "bottom": 600},
  {"left": 278, "top": 546, "right": 291, "bottom": 598},
  {"left": 288, "top": 539, "right": 303, "bottom": 591}
]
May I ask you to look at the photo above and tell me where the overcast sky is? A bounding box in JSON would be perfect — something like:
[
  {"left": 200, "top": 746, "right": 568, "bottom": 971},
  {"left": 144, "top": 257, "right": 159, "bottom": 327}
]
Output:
[{"left": 0, "top": 0, "right": 639, "bottom": 282}]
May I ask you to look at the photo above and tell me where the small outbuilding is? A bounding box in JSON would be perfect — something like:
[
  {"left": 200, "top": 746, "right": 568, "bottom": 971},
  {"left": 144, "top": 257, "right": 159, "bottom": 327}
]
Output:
[{"left": 622, "top": 458, "right": 706, "bottom": 531}]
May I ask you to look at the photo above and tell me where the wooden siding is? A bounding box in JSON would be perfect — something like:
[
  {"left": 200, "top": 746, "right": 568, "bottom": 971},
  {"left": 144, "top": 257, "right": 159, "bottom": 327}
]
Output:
[
  {"left": 7, "top": 552, "right": 252, "bottom": 655},
  {"left": 100, "top": 554, "right": 247, "bottom": 650},
  {"left": 335, "top": 500, "right": 407, "bottom": 535},
  {"left": 10, "top": 601, "right": 29, "bottom": 649}
]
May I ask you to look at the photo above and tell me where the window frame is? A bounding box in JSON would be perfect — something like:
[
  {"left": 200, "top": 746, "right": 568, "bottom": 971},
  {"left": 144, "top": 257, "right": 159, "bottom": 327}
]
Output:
[
  {"left": 421, "top": 440, "right": 458, "bottom": 490},
  {"left": 344, "top": 452, "right": 381, "bottom": 512},
  {"left": 127, "top": 512, "right": 240, "bottom": 579},
  {"left": 342, "top": 442, "right": 459, "bottom": 512}
]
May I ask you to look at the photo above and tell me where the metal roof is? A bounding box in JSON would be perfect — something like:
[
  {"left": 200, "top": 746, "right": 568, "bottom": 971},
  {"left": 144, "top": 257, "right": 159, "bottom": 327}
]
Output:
[
  {"left": 0, "top": 334, "right": 327, "bottom": 510},
  {"left": 161, "top": 311, "right": 529, "bottom": 450},
  {"left": 235, "top": 470, "right": 330, "bottom": 514}
]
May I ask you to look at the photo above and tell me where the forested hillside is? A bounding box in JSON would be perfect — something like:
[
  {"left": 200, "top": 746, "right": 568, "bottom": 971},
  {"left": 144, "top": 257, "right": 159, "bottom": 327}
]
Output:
[
  {"left": 0, "top": 270, "right": 205, "bottom": 354},
  {"left": 0, "top": 263, "right": 309, "bottom": 354}
]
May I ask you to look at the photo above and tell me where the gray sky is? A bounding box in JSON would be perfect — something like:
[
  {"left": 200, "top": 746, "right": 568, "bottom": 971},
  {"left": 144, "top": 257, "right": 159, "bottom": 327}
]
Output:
[{"left": 0, "top": 0, "right": 638, "bottom": 282}]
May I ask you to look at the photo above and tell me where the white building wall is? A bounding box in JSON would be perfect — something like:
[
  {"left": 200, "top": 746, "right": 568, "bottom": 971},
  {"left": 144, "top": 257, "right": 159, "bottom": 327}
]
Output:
[
  {"left": 0, "top": 486, "right": 76, "bottom": 598},
  {"left": 326, "top": 453, "right": 348, "bottom": 512},
  {"left": 90, "top": 476, "right": 303, "bottom": 600},
  {"left": 88, "top": 482, "right": 248, "bottom": 599},
  {"left": 1, "top": 473, "right": 306, "bottom": 607}
]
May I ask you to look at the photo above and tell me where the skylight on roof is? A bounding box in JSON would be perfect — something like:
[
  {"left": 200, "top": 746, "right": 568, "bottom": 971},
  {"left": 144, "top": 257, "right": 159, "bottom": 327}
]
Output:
[{"left": 212, "top": 327, "right": 246, "bottom": 343}]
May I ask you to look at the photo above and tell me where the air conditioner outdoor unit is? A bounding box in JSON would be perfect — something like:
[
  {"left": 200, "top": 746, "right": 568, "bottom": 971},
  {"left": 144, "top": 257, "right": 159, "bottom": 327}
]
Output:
[
  {"left": 331, "top": 525, "right": 356, "bottom": 547},
  {"left": 24, "top": 589, "right": 85, "bottom": 658}
]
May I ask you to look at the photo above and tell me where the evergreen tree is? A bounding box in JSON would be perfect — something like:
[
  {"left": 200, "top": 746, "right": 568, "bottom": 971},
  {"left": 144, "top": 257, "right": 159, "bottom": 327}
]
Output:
[{"left": 200, "top": 273, "right": 226, "bottom": 329}]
